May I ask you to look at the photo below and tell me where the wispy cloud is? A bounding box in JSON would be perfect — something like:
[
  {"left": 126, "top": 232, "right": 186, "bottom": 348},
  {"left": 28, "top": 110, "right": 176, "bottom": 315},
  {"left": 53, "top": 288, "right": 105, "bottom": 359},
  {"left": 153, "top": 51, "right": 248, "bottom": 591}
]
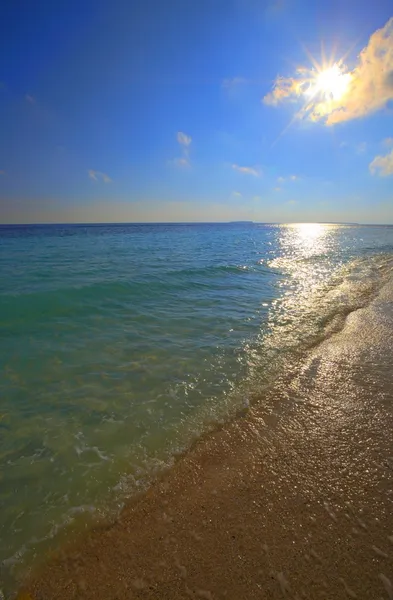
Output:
[
  {"left": 171, "top": 131, "right": 192, "bottom": 168},
  {"left": 340, "top": 141, "right": 367, "bottom": 154},
  {"left": 263, "top": 17, "right": 393, "bottom": 124},
  {"left": 356, "top": 142, "right": 367, "bottom": 154},
  {"left": 264, "top": 74, "right": 305, "bottom": 107},
  {"left": 277, "top": 174, "right": 299, "bottom": 183},
  {"left": 25, "top": 94, "right": 35, "bottom": 104},
  {"left": 383, "top": 138, "right": 393, "bottom": 148},
  {"left": 171, "top": 157, "right": 190, "bottom": 168},
  {"left": 177, "top": 131, "right": 192, "bottom": 148},
  {"left": 232, "top": 164, "right": 260, "bottom": 177},
  {"left": 88, "top": 169, "right": 112, "bottom": 183},
  {"left": 0, "top": 170, "right": 5, "bottom": 176},
  {"left": 369, "top": 148, "right": 393, "bottom": 176},
  {"left": 231, "top": 191, "right": 243, "bottom": 198}
]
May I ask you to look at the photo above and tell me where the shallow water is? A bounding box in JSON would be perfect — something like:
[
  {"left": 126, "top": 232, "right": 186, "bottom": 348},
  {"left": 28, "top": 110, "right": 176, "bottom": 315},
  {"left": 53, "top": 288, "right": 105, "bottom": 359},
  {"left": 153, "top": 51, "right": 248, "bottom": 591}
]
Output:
[{"left": 1, "top": 222, "right": 393, "bottom": 590}]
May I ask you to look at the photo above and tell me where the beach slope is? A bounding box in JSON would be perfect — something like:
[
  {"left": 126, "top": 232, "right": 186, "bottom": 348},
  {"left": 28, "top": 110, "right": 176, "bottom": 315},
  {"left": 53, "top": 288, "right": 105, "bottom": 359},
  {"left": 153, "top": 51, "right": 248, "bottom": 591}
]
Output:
[{"left": 25, "top": 281, "right": 393, "bottom": 599}]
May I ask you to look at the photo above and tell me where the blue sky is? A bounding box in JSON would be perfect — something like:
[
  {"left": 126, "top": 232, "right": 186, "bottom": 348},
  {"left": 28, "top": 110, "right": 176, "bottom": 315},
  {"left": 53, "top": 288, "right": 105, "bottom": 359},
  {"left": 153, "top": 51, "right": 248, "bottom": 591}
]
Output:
[{"left": 0, "top": 0, "right": 392, "bottom": 223}]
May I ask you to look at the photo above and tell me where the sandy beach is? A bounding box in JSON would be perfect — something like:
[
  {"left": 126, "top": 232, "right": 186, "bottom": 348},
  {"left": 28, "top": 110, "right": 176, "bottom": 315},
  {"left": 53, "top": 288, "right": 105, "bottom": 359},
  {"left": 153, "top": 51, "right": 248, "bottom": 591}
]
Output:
[{"left": 23, "top": 281, "right": 393, "bottom": 599}]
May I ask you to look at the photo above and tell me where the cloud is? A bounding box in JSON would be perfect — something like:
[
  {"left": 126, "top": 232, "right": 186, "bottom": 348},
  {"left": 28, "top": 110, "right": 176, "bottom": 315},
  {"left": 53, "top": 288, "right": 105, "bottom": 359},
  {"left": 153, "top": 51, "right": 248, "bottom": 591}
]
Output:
[
  {"left": 232, "top": 164, "right": 260, "bottom": 176},
  {"left": 25, "top": 94, "right": 35, "bottom": 104},
  {"left": 383, "top": 137, "right": 393, "bottom": 148},
  {"left": 231, "top": 191, "right": 243, "bottom": 197},
  {"left": 264, "top": 72, "right": 307, "bottom": 106},
  {"left": 88, "top": 169, "right": 112, "bottom": 183},
  {"left": 277, "top": 174, "right": 299, "bottom": 183},
  {"left": 369, "top": 148, "right": 393, "bottom": 176},
  {"left": 263, "top": 17, "right": 393, "bottom": 124},
  {"left": 171, "top": 131, "right": 192, "bottom": 168},
  {"left": 273, "top": 187, "right": 281, "bottom": 192},
  {"left": 0, "top": 170, "right": 5, "bottom": 176},
  {"left": 170, "top": 157, "right": 190, "bottom": 168},
  {"left": 177, "top": 132, "right": 192, "bottom": 148},
  {"left": 339, "top": 141, "right": 367, "bottom": 154},
  {"left": 356, "top": 142, "right": 367, "bottom": 154}
]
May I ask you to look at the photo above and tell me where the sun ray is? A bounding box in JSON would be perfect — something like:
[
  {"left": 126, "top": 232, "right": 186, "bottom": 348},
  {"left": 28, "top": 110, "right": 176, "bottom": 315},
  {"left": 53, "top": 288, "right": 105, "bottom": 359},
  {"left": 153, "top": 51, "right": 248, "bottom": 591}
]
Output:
[
  {"left": 270, "top": 42, "right": 353, "bottom": 146},
  {"left": 301, "top": 42, "right": 322, "bottom": 72},
  {"left": 321, "top": 40, "right": 327, "bottom": 70}
]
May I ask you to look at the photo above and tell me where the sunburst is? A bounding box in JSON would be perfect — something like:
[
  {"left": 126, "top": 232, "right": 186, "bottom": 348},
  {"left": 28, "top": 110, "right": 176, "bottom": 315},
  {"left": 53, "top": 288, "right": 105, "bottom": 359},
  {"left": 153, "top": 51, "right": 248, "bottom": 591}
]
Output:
[
  {"left": 271, "top": 47, "right": 353, "bottom": 146},
  {"left": 305, "top": 62, "right": 352, "bottom": 101}
]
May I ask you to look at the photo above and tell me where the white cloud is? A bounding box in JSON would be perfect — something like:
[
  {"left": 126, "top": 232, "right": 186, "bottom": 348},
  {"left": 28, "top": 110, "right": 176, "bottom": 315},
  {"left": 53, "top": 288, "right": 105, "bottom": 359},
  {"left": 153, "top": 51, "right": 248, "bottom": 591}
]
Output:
[
  {"left": 177, "top": 132, "right": 192, "bottom": 147},
  {"left": 231, "top": 191, "right": 243, "bottom": 197},
  {"left": 383, "top": 137, "right": 393, "bottom": 148},
  {"left": 369, "top": 148, "right": 393, "bottom": 176},
  {"left": 88, "top": 169, "right": 112, "bottom": 183},
  {"left": 232, "top": 164, "right": 260, "bottom": 177},
  {"left": 277, "top": 174, "right": 299, "bottom": 183},
  {"left": 171, "top": 131, "right": 192, "bottom": 168},
  {"left": 263, "top": 17, "right": 393, "bottom": 124}
]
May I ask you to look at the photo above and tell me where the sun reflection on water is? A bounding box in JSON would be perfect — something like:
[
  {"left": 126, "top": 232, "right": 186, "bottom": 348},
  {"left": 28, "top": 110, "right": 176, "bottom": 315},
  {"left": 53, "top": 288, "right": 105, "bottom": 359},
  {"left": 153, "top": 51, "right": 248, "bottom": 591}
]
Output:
[
  {"left": 263, "top": 223, "right": 345, "bottom": 355},
  {"left": 283, "top": 223, "right": 335, "bottom": 258},
  {"left": 268, "top": 223, "right": 341, "bottom": 275}
]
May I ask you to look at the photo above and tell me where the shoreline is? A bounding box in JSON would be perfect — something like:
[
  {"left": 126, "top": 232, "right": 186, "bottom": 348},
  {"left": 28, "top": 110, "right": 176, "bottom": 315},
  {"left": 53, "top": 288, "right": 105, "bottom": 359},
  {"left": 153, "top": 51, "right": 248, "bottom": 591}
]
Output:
[{"left": 22, "top": 280, "right": 393, "bottom": 599}]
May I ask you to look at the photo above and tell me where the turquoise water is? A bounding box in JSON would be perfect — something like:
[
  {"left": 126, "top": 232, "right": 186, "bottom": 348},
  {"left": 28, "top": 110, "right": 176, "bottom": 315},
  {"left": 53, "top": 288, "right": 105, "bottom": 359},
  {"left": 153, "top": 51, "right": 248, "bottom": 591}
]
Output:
[{"left": 1, "top": 222, "right": 393, "bottom": 590}]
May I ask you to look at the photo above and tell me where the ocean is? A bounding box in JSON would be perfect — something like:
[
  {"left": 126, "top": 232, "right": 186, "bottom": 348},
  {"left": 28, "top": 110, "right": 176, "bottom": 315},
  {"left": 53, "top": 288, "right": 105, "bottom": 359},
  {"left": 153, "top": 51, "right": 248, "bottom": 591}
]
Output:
[{"left": 1, "top": 222, "right": 393, "bottom": 592}]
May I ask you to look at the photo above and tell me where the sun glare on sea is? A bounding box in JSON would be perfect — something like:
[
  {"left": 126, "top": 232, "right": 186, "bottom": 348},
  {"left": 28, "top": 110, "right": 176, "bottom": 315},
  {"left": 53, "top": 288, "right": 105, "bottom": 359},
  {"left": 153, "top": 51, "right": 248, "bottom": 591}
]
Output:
[
  {"left": 289, "top": 223, "right": 329, "bottom": 256},
  {"left": 294, "top": 223, "right": 325, "bottom": 239},
  {"left": 305, "top": 63, "right": 351, "bottom": 101}
]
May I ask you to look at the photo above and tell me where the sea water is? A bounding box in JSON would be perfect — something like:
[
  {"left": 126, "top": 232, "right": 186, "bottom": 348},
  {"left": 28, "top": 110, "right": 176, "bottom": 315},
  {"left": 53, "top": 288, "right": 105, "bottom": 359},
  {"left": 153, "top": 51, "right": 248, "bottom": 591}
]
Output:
[{"left": 1, "top": 222, "right": 393, "bottom": 589}]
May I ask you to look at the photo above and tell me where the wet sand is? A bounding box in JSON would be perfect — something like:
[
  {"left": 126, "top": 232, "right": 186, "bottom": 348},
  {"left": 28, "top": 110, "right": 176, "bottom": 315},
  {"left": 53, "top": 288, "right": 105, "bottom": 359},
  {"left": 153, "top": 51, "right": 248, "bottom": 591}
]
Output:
[{"left": 24, "top": 284, "right": 393, "bottom": 599}]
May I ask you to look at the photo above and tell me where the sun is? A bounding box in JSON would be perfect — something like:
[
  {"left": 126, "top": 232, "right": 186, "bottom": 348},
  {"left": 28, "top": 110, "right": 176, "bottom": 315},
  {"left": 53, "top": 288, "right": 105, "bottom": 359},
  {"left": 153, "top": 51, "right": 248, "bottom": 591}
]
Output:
[{"left": 305, "top": 63, "right": 352, "bottom": 101}]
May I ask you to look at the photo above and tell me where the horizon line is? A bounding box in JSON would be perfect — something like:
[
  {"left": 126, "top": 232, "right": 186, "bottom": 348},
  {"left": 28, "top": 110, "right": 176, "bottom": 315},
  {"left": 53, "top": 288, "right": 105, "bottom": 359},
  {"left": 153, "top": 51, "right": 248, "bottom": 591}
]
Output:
[
  {"left": 0, "top": 220, "right": 381, "bottom": 226},
  {"left": 0, "top": 220, "right": 391, "bottom": 227}
]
